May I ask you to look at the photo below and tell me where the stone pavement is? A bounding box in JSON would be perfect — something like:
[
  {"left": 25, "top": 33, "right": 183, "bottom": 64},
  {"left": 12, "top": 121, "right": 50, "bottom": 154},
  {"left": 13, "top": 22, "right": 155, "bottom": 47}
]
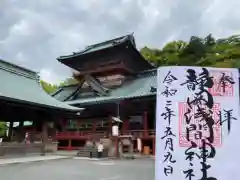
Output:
[
  {"left": 0, "top": 158, "right": 155, "bottom": 180},
  {"left": 73, "top": 157, "right": 109, "bottom": 161},
  {"left": 0, "top": 155, "right": 69, "bottom": 166},
  {"left": 53, "top": 150, "right": 79, "bottom": 156},
  {"left": 0, "top": 151, "right": 155, "bottom": 167},
  {"left": 54, "top": 150, "right": 155, "bottom": 159}
]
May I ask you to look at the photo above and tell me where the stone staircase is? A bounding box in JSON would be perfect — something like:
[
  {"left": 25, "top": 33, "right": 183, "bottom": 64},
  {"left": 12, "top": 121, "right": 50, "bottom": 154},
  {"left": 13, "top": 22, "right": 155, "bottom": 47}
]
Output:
[
  {"left": 76, "top": 138, "right": 133, "bottom": 158},
  {"left": 76, "top": 139, "right": 110, "bottom": 158},
  {"left": 76, "top": 146, "right": 108, "bottom": 158},
  {"left": 76, "top": 146, "right": 98, "bottom": 158}
]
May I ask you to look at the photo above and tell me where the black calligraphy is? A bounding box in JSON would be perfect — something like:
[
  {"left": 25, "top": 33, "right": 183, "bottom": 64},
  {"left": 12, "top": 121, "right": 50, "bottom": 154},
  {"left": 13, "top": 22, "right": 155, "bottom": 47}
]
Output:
[
  {"left": 161, "top": 70, "right": 178, "bottom": 176},
  {"left": 181, "top": 68, "right": 217, "bottom": 180},
  {"left": 217, "top": 109, "right": 237, "bottom": 134},
  {"left": 161, "top": 126, "right": 176, "bottom": 139},
  {"left": 164, "top": 165, "right": 173, "bottom": 176},
  {"left": 161, "top": 86, "right": 177, "bottom": 97},
  {"left": 161, "top": 102, "right": 177, "bottom": 176},
  {"left": 198, "top": 139, "right": 217, "bottom": 180},
  {"left": 183, "top": 141, "right": 198, "bottom": 180},
  {"left": 163, "top": 70, "right": 178, "bottom": 84},
  {"left": 217, "top": 72, "right": 235, "bottom": 93},
  {"left": 161, "top": 101, "right": 176, "bottom": 125}
]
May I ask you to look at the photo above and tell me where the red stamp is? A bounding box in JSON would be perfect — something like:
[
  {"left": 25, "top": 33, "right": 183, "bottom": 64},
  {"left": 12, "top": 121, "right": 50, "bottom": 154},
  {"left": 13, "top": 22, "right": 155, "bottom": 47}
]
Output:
[
  {"left": 208, "top": 70, "right": 234, "bottom": 97},
  {"left": 178, "top": 102, "right": 222, "bottom": 147}
]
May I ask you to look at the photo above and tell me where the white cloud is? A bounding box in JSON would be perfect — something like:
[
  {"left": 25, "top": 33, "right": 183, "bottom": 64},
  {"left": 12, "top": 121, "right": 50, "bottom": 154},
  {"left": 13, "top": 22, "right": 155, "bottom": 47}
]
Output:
[
  {"left": 39, "top": 68, "right": 66, "bottom": 85},
  {"left": 0, "top": 0, "right": 239, "bottom": 84},
  {"left": 15, "top": 52, "right": 28, "bottom": 62}
]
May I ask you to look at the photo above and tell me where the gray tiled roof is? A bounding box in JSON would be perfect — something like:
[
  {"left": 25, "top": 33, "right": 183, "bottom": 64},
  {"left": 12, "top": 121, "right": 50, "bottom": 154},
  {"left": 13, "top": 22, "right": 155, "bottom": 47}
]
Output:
[
  {"left": 0, "top": 59, "right": 82, "bottom": 112},
  {"left": 57, "top": 34, "right": 135, "bottom": 60},
  {"left": 53, "top": 69, "right": 157, "bottom": 106}
]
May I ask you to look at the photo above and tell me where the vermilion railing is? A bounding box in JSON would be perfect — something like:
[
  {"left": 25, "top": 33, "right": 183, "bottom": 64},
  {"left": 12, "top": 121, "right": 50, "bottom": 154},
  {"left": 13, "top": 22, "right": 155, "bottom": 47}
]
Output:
[
  {"left": 55, "top": 130, "right": 155, "bottom": 139},
  {"left": 121, "top": 130, "right": 155, "bottom": 137},
  {"left": 55, "top": 131, "right": 108, "bottom": 138}
]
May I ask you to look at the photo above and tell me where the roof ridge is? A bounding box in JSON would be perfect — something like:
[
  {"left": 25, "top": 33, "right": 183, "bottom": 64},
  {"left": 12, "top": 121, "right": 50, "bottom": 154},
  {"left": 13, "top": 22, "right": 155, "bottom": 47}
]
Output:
[
  {"left": 59, "top": 83, "right": 79, "bottom": 88},
  {"left": 0, "top": 59, "right": 38, "bottom": 80},
  {"left": 86, "top": 34, "right": 132, "bottom": 49},
  {"left": 57, "top": 33, "right": 134, "bottom": 60},
  {"left": 135, "top": 68, "right": 157, "bottom": 78}
]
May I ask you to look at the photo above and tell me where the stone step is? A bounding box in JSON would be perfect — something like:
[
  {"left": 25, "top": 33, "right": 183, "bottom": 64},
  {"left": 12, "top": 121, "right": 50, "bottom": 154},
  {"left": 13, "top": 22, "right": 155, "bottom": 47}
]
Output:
[
  {"left": 77, "top": 147, "right": 108, "bottom": 158},
  {"left": 76, "top": 146, "right": 98, "bottom": 158},
  {"left": 77, "top": 152, "right": 98, "bottom": 158}
]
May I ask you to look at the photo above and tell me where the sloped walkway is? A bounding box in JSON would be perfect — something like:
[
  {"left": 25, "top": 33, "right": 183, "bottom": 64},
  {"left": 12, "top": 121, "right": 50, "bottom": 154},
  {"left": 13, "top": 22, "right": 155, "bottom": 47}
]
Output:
[{"left": 0, "top": 155, "right": 69, "bottom": 166}]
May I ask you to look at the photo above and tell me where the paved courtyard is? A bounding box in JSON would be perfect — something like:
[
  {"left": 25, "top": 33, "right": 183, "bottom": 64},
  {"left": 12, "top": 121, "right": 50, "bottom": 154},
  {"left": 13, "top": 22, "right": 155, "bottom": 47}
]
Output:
[{"left": 0, "top": 158, "right": 154, "bottom": 180}]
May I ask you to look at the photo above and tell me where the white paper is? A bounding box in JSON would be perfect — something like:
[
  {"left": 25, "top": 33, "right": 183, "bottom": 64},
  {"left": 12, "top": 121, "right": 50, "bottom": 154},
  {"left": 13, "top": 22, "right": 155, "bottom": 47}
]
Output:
[
  {"left": 112, "top": 125, "right": 119, "bottom": 136},
  {"left": 156, "top": 66, "right": 240, "bottom": 180},
  {"left": 137, "top": 138, "right": 142, "bottom": 152}
]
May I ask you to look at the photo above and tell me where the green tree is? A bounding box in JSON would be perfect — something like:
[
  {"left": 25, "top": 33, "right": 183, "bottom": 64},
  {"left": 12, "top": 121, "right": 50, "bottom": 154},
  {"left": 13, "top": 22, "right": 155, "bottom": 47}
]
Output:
[
  {"left": 40, "top": 77, "right": 79, "bottom": 94},
  {"left": 40, "top": 80, "right": 58, "bottom": 94},
  {"left": 59, "top": 78, "right": 79, "bottom": 87},
  {"left": 0, "top": 122, "right": 7, "bottom": 137},
  {"left": 140, "top": 34, "right": 240, "bottom": 68},
  {"left": 140, "top": 40, "right": 188, "bottom": 66}
]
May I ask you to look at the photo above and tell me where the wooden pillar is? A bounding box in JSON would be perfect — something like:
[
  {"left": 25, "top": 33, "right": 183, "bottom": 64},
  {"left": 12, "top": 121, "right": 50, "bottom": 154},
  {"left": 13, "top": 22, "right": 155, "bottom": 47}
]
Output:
[
  {"left": 19, "top": 121, "right": 24, "bottom": 126},
  {"left": 67, "top": 140, "right": 72, "bottom": 150},
  {"left": 115, "top": 137, "right": 120, "bottom": 158},
  {"left": 77, "top": 120, "right": 81, "bottom": 132},
  {"left": 8, "top": 121, "right": 13, "bottom": 140},
  {"left": 92, "top": 121, "right": 96, "bottom": 133},
  {"left": 51, "top": 121, "right": 58, "bottom": 141},
  {"left": 122, "top": 119, "right": 129, "bottom": 134},
  {"left": 61, "top": 119, "right": 67, "bottom": 132},
  {"left": 108, "top": 117, "right": 112, "bottom": 137},
  {"left": 143, "top": 111, "right": 148, "bottom": 137},
  {"left": 18, "top": 121, "right": 24, "bottom": 142},
  {"left": 153, "top": 138, "right": 155, "bottom": 156},
  {"left": 41, "top": 122, "right": 48, "bottom": 156},
  {"left": 30, "top": 121, "right": 36, "bottom": 143}
]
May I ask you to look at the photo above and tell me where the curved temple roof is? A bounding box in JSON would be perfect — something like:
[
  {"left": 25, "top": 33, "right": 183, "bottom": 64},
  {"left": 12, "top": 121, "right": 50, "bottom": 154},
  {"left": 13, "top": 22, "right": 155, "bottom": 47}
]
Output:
[
  {"left": 0, "top": 59, "right": 82, "bottom": 112},
  {"left": 56, "top": 33, "right": 154, "bottom": 72},
  {"left": 57, "top": 34, "right": 135, "bottom": 61},
  {"left": 52, "top": 69, "right": 157, "bottom": 106}
]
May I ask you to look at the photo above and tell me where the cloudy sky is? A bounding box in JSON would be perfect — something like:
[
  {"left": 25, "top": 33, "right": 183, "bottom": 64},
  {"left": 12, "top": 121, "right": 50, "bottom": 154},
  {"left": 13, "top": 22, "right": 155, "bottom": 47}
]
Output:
[{"left": 0, "top": 0, "right": 239, "bottom": 84}]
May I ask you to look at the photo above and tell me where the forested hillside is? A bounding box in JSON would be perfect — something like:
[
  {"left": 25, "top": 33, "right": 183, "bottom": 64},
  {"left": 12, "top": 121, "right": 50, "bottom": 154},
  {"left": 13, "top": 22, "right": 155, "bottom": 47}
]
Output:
[{"left": 141, "top": 34, "right": 240, "bottom": 68}]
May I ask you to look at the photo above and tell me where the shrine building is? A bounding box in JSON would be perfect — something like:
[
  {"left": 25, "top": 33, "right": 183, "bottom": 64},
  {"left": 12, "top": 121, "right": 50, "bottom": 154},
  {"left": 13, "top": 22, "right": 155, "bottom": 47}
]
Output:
[
  {"left": 52, "top": 34, "right": 157, "bottom": 155},
  {"left": 0, "top": 59, "right": 81, "bottom": 156}
]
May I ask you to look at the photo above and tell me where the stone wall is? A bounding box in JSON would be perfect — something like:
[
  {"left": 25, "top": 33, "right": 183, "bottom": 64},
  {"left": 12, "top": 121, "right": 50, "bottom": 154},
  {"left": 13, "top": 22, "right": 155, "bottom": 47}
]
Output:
[{"left": 0, "top": 143, "right": 43, "bottom": 157}]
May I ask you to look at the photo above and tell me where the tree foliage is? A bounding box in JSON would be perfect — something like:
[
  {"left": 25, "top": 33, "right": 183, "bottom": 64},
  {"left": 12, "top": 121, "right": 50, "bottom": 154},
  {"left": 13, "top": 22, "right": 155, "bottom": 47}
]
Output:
[
  {"left": 59, "top": 78, "right": 79, "bottom": 87},
  {"left": 0, "top": 122, "right": 7, "bottom": 137},
  {"left": 40, "top": 78, "right": 79, "bottom": 94},
  {"left": 140, "top": 34, "right": 240, "bottom": 68},
  {"left": 40, "top": 80, "right": 58, "bottom": 94},
  {"left": 42, "top": 34, "right": 240, "bottom": 92}
]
